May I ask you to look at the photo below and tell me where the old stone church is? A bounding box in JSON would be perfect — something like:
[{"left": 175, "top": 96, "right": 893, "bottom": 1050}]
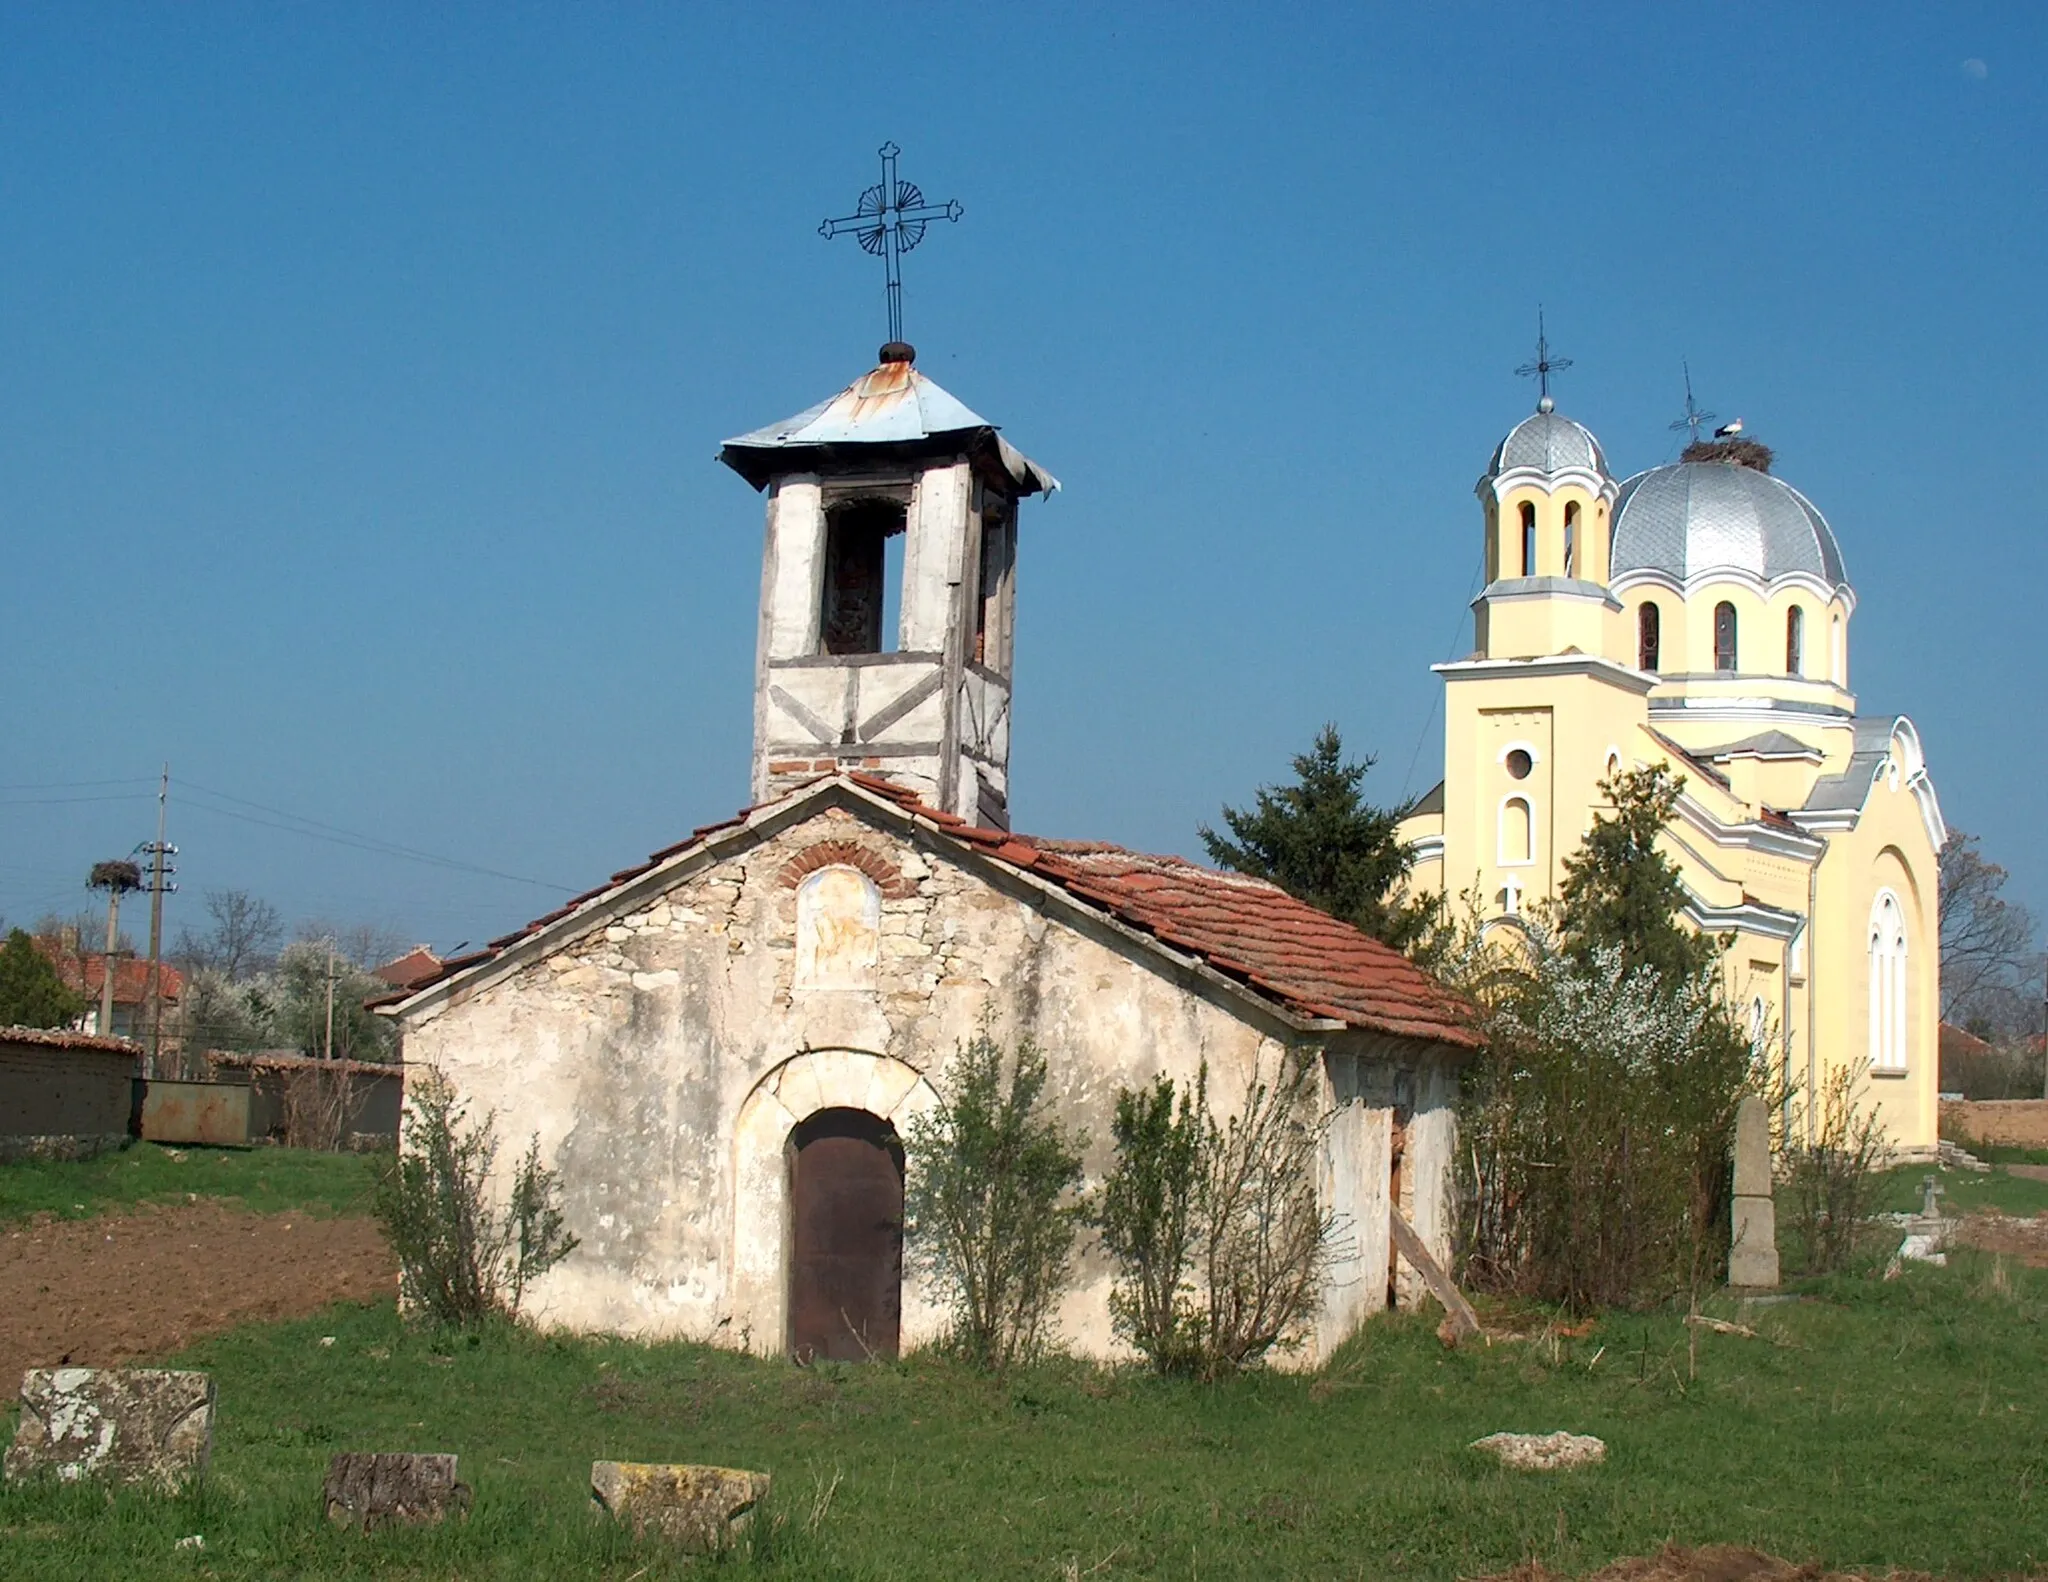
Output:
[{"left": 383, "top": 343, "right": 1479, "bottom": 1364}]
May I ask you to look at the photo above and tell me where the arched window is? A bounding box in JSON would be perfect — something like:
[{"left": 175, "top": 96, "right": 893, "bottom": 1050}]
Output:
[
  {"left": 1831, "top": 612, "right": 1844, "bottom": 684},
  {"left": 1868, "top": 890, "right": 1908, "bottom": 1072},
  {"left": 1562, "top": 501, "right": 1579, "bottom": 577},
  {"left": 1519, "top": 502, "right": 1537, "bottom": 577},
  {"left": 1714, "top": 601, "right": 1738, "bottom": 672},
  {"left": 1499, "top": 796, "right": 1533, "bottom": 866},
  {"left": 1785, "top": 606, "right": 1804, "bottom": 676},
  {"left": 1638, "top": 602, "right": 1661, "bottom": 672}
]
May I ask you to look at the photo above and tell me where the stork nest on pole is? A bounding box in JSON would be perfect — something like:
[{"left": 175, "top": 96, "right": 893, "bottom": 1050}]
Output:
[
  {"left": 88, "top": 859, "right": 144, "bottom": 892},
  {"left": 1681, "top": 437, "right": 1774, "bottom": 473}
]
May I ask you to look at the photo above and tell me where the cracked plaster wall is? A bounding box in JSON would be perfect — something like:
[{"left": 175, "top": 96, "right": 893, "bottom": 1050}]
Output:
[{"left": 398, "top": 805, "right": 1458, "bottom": 1363}]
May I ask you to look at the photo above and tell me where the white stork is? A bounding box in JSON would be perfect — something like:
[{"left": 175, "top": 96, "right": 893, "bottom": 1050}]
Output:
[{"left": 1714, "top": 418, "right": 1744, "bottom": 439}]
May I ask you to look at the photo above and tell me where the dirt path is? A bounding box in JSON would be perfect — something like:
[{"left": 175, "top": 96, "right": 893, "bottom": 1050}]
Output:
[{"left": 0, "top": 1201, "right": 395, "bottom": 1391}]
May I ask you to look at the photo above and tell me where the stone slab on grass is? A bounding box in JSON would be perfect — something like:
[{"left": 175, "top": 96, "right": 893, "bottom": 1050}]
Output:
[
  {"left": 590, "top": 1460, "right": 770, "bottom": 1549},
  {"left": 324, "top": 1452, "right": 473, "bottom": 1530},
  {"left": 3, "top": 1368, "right": 215, "bottom": 1490},
  {"left": 1471, "top": 1430, "right": 1606, "bottom": 1471}
]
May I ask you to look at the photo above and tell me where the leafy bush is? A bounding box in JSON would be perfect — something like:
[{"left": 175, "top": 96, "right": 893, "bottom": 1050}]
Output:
[
  {"left": 1097, "top": 1057, "right": 1335, "bottom": 1377},
  {"left": 1448, "top": 767, "right": 1764, "bottom": 1312},
  {"left": 1783, "top": 1060, "right": 1886, "bottom": 1275},
  {"left": 903, "top": 1032, "right": 1085, "bottom": 1370},
  {"left": 375, "top": 1068, "right": 577, "bottom": 1326}
]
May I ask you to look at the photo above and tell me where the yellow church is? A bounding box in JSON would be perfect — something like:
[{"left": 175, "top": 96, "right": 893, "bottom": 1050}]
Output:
[{"left": 1396, "top": 392, "right": 1945, "bottom": 1155}]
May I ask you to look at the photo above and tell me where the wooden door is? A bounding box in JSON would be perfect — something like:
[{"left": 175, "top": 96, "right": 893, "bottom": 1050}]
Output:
[{"left": 788, "top": 1108, "right": 904, "bottom": 1362}]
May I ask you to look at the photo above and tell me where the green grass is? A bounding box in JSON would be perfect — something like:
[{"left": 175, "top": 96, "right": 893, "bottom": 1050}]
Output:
[
  {"left": 1949, "top": 1140, "right": 2048, "bottom": 1168},
  {"left": 0, "top": 1142, "right": 381, "bottom": 1224},
  {"left": 5, "top": 1253, "right": 2048, "bottom": 1580},
  {"left": 1868, "top": 1161, "right": 2048, "bottom": 1218}
]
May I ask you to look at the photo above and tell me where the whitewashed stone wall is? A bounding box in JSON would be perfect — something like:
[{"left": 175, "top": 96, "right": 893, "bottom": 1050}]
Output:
[{"left": 398, "top": 802, "right": 1461, "bottom": 1364}]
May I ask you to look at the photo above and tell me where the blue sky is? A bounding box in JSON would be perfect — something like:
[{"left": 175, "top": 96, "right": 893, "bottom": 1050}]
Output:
[{"left": 2, "top": 3, "right": 2041, "bottom": 955}]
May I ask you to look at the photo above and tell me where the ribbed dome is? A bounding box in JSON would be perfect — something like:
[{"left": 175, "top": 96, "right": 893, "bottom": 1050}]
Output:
[
  {"left": 1488, "top": 408, "right": 1609, "bottom": 478},
  {"left": 1611, "top": 461, "right": 1848, "bottom": 586}
]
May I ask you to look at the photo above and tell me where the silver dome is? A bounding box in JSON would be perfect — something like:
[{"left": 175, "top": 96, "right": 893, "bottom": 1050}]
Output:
[
  {"left": 1488, "top": 410, "right": 1609, "bottom": 478},
  {"left": 1611, "top": 461, "right": 1848, "bottom": 586}
]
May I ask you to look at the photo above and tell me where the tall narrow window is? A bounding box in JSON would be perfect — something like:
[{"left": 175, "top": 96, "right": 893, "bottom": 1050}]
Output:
[
  {"left": 973, "top": 496, "right": 1015, "bottom": 672},
  {"left": 819, "top": 500, "right": 905, "bottom": 655},
  {"left": 1519, "top": 502, "right": 1537, "bottom": 577},
  {"left": 1831, "top": 612, "right": 1844, "bottom": 684},
  {"left": 1638, "top": 602, "right": 1661, "bottom": 672},
  {"left": 1785, "top": 606, "right": 1804, "bottom": 676},
  {"left": 1499, "top": 797, "right": 1533, "bottom": 866},
  {"left": 1562, "top": 501, "right": 1579, "bottom": 577},
  {"left": 1868, "top": 891, "right": 1908, "bottom": 1071},
  {"left": 1713, "top": 601, "right": 1738, "bottom": 672}
]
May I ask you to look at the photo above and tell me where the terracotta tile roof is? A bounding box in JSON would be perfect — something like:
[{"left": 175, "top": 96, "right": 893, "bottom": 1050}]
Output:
[
  {"left": 32, "top": 940, "right": 183, "bottom": 1006},
  {"left": 371, "top": 946, "right": 444, "bottom": 991},
  {"left": 0, "top": 1024, "right": 142, "bottom": 1056},
  {"left": 389, "top": 775, "right": 1479, "bottom": 1050}
]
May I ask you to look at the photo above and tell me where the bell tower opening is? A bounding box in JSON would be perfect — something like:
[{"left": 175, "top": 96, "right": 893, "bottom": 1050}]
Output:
[{"left": 820, "top": 499, "right": 906, "bottom": 655}]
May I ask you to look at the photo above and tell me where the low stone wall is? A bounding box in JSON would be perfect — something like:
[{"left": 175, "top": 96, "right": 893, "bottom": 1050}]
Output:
[
  {"left": 0, "top": 1029, "right": 142, "bottom": 1157},
  {"left": 1940, "top": 1099, "right": 2048, "bottom": 1150}
]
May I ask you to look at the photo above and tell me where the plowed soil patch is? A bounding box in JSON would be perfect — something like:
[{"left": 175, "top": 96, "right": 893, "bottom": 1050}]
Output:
[
  {"left": 0, "top": 1200, "right": 394, "bottom": 1389},
  {"left": 1957, "top": 1209, "right": 2048, "bottom": 1268},
  {"left": 1477, "top": 1541, "right": 1939, "bottom": 1580}
]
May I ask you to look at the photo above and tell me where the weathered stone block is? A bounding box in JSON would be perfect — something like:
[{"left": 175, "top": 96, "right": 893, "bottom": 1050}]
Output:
[
  {"left": 1729, "top": 1195, "right": 1780, "bottom": 1289},
  {"left": 324, "top": 1453, "right": 472, "bottom": 1530},
  {"left": 1471, "top": 1431, "right": 1606, "bottom": 1471},
  {"left": 590, "top": 1460, "right": 769, "bottom": 1549},
  {"left": 1732, "top": 1095, "right": 1773, "bottom": 1199},
  {"left": 4, "top": 1368, "right": 215, "bottom": 1490}
]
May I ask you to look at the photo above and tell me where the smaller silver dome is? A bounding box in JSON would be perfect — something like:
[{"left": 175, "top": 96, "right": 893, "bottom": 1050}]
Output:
[
  {"left": 1488, "top": 410, "right": 1609, "bottom": 478},
  {"left": 1611, "top": 461, "right": 1848, "bottom": 587}
]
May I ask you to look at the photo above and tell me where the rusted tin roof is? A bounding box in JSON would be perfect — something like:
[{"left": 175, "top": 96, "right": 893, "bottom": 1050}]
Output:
[{"left": 720, "top": 355, "right": 1057, "bottom": 496}]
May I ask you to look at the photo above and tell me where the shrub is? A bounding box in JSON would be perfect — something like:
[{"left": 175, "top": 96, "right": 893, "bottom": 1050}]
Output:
[
  {"left": 1451, "top": 926, "right": 1760, "bottom": 1311},
  {"left": 1096, "top": 1071, "right": 1205, "bottom": 1373},
  {"left": 1097, "top": 1057, "right": 1335, "bottom": 1377},
  {"left": 375, "top": 1068, "right": 578, "bottom": 1326},
  {"left": 1783, "top": 1060, "right": 1886, "bottom": 1275},
  {"left": 0, "top": 928, "right": 85, "bottom": 1029},
  {"left": 903, "top": 1032, "right": 1085, "bottom": 1370}
]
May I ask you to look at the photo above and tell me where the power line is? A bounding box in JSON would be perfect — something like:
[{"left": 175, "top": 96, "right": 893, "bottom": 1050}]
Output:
[
  {"left": 0, "top": 777, "right": 156, "bottom": 792},
  {"left": 0, "top": 792, "right": 156, "bottom": 807},
  {"left": 174, "top": 781, "right": 575, "bottom": 892}
]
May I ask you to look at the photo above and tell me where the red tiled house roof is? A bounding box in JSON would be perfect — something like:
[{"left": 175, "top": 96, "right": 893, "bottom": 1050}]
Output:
[
  {"left": 33, "top": 940, "right": 183, "bottom": 1006},
  {"left": 372, "top": 946, "right": 444, "bottom": 991},
  {"left": 386, "top": 775, "right": 1479, "bottom": 1050}
]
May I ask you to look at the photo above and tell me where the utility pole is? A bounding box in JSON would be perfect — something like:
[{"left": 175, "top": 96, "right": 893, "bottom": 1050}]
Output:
[
  {"left": 140, "top": 765, "right": 178, "bottom": 1077},
  {"left": 324, "top": 937, "right": 337, "bottom": 1062},
  {"left": 87, "top": 859, "right": 143, "bottom": 1038}
]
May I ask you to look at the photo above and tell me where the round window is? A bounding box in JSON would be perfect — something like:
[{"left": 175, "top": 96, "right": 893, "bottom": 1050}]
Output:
[{"left": 1505, "top": 748, "right": 1533, "bottom": 780}]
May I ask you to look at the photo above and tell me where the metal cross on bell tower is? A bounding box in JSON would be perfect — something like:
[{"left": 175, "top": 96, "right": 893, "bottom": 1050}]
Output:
[
  {"left": 820, "top": 142, "right": 962, "bottom": 349},
  {"left": 1515, "top": 307, "right": 1573, "bottom": 409}
]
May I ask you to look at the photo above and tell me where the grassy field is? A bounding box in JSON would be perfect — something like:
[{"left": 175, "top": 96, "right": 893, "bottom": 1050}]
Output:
[
  {"left": 0, "top": 1141, "right": 381, "bottom": 1224},
  {"left": 4, "top": 1242, "right": 2047, "bottom": 1578}
]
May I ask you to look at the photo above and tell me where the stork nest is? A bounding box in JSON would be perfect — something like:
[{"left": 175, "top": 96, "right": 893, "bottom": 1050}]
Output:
[
  {"left": 88, "top": 859, "right": 143, "bottom": 892},
  {"left": 1681, "top": 437, "right": 1774, "bottom": 473}
]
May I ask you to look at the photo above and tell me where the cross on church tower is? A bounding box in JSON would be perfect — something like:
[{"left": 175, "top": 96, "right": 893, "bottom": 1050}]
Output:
[
  {"left": 820, "top": 142, "right": 962, "bottom": 349},
  {"left": 1668, "top": 361, "right": 1717, "bottom": 445},
  {"left": 1515, "top": 307, "right": 1572, "bottom": 411}
]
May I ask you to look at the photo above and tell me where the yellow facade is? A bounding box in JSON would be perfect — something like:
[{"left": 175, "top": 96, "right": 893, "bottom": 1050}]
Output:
[{"left": 1399, "top": 405, "right": 1944, "bottom": 1154}]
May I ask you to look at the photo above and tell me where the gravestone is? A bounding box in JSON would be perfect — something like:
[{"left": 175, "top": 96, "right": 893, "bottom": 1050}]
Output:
[
  {"left": 590, "top": 1461, "right": 770, "bottom": 1549},
  {"left": 1470, "top": 1431, "right": 1606, "bottom": 1471},
  {"left": 324, "top": 1453, "right": 473, "bottom": 1530},
  {"left": 1728, "top": 1095, "right": 1780, "bottom": 1289},
  {"left": 3, "top": 1368, "right": 215, "bottom": 1490}
]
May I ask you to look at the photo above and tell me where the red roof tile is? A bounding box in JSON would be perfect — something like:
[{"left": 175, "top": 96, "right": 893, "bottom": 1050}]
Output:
[
  {"left": 32, "top": 940, "right": 183, "bottom": 1006},
  {"left": 372, "top": 946, "right": 445, "bottom": 991},
  {"left": 390, "top": 775, "right": 1480, "bottom": 1050}
]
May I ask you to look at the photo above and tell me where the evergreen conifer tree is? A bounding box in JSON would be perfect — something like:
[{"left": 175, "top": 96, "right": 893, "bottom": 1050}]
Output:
[
  {"left": 1554, "top": 766, "right": 1722, "bottom": 981},
  {"left": 1200, "top": 726, "right": 1433, "bottom": 951},
  {"left": 0, "top": 928, "right": 87, "bottom": 1029}
]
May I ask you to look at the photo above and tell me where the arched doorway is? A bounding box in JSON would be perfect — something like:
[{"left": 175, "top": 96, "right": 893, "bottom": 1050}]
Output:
[{"left": 787, "top": 1107, "right": 904, "bottom": 1362}]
